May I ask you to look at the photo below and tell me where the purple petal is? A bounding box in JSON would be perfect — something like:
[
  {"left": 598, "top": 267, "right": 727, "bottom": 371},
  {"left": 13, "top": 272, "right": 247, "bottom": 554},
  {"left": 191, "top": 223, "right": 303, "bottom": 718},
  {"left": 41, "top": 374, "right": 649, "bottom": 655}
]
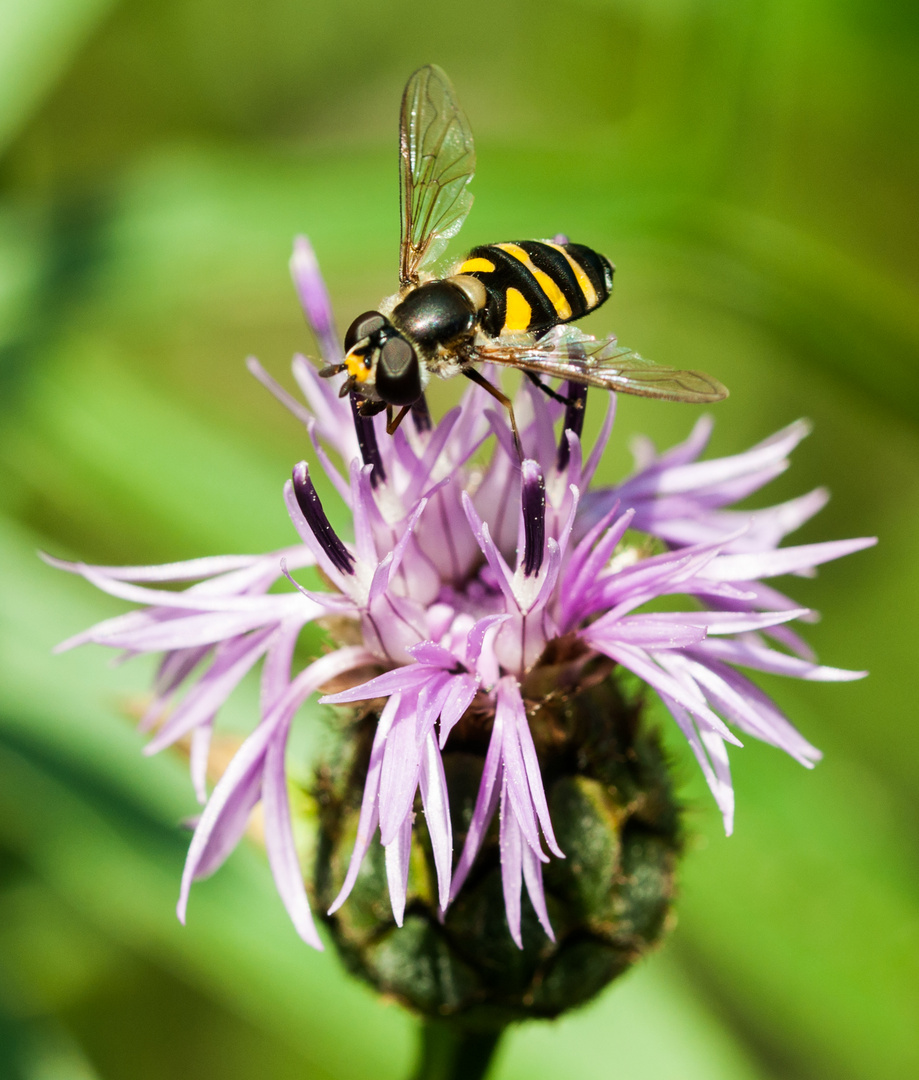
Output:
[
  {"left": 377, "top": 497, "right": 431, "bottom": 592},
  {"left": 260, "top": 617, "right": 305, "bottom": 713},
  {"left": 290, "top": 354, "right": 358, "bottom": 460},
  {"left": 290, "top": 235, "right": 341, "bottom": 364},
  {"left": 438, "top": 676, "right": 479, "bottom": 747},
  {"left": 639, "top": 419, "right": 812, "bottom": 498},
  {"left": 661, "top": 694, "right": 735, "bottom": 834},
  {"left": 189, "top": 719, "right": 213, "bottom": 805},
  {"left": 145, "top": 627, "right": 278, "bottom": 755},
  {"left": 53, "top": 563, "right": 299, "bottom": 614},
  {"left": 262, "top": 716, "right": 324, "bottom": 948},
  {"left": 462, "top": 492, "right": 516, "bottom": 607},
  {"left": 682, "top": 655, "right": 821, "bottom": 765},
  {"left": 41, "top": 550, "right": 265, "bottom": 583},
  {"left": 385, "top": 816, "right": 413, "bottom": 926},
  {"left": 641, "top": 608, "right": 812, "bottom": 636},
  {"left": 327, "top": 694, "right": 398, "bottom": 915},
  {"left": 697, "top": 637, "right": 866, "bottom": 681},
  {"left": 495, "top": 681, "right": 546, "bottom": 858},
  {"left": 419, "top": 732, "right": 453, "bottom": 910},
  {"left": 153, "top": 645, "right": 211, "bottom": 699},
  {"left": 500, "top": 678, "right": 563, "bottom": 858},
  {"left": 592, "top": 640, "right": 741, "bottom": 745},
  {"left": 408, "top": 641, "right": 463, "bottom": 669},
  {"left": 319, "top": 664, "right": 429, "bottom": 705},
  {"left": 466, "top": 614, "right": 510, "bottom": 664},
  {"left": 702, "top": 536, "right": 877, "bottom": 581},
  {"left": 521, "top": 836, "right": 555, "bottom": 941},
  {"left": 247, "top": 356, "right": 319, "bottom": 433},
  {"left": 588, "top": 616, "right": 708, "bottom": 650},
  {"left": 378, "top": 700, "right": 424, "bottom": 847},
  {"left": 80, "top": 607, "right": 300, "bottom": 653},
  {"left": 350, "top": 460, "right": 379, "bottom": 567},
  {"left": 580, "top": 393, "right": 617, "bottom": 490},
  {"left": 415, "top": 672, "right": 453, "bottom": 742},
  {"left": 142, "top": 645, "right": 212, "bottom": 733},
  {"left": 450, "top": 700, "right": 505, "bottom": 900},
  {"left": 178, "top": 719, "right": 275, "bottom": 921},
  {"left": 179, "top": 645, "right": 373, "bottom": 926},
  {"left": 499, "top": 780, "right": 524, "bottom": 949}
]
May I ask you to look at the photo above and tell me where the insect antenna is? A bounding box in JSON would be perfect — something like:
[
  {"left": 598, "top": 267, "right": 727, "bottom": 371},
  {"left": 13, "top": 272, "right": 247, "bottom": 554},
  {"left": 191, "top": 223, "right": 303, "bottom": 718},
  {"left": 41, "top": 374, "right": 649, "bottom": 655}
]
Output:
[{"left": 318, "top": 363, "right": 345, "bottom": 379}]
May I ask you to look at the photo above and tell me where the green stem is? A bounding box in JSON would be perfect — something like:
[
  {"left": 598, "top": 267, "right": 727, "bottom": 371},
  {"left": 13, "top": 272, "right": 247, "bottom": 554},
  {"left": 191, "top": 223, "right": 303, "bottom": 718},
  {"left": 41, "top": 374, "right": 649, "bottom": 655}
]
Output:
[{"left": 410, "top": 1020, "right": 504, "bottom": 1080}]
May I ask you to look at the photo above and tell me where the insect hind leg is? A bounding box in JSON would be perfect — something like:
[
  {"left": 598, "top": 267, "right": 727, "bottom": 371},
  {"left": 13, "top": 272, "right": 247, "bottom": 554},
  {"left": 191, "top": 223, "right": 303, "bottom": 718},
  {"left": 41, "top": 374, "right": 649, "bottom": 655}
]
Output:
[
  {"left": 525, "top": 371, "right": 583, "bottom": 408},
  {"left": 463, "top": 367, "right": 522, "bottom": 459}
]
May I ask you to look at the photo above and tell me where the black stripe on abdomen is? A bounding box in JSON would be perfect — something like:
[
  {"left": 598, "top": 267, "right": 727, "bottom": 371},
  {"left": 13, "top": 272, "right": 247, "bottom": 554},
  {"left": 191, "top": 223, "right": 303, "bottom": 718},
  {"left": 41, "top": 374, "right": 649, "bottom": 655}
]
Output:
[
  {"left": 458, "top": 240, "right": 615, "bottom": 338},
  {"left": 461, "top": 243, "right": 557, "bottom": 336},
  {"left": 563, "top": 243, "right": 614, "bottom": 306},
  {"left": 516, "top": 241, "right": 592, "bottom": 320}
]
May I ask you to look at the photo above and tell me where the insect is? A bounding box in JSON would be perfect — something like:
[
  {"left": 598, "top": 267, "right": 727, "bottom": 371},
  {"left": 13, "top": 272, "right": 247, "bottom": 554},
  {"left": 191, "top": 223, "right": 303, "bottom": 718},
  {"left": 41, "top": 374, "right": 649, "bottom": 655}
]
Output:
[{"left": 319, "top": 64, "right": 728, "bottom": 450}]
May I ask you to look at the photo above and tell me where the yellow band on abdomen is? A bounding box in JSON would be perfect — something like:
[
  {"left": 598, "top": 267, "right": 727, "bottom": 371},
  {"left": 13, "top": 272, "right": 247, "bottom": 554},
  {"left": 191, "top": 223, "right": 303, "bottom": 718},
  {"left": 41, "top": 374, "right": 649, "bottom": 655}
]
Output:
[
  {"left": 501, "top": 287, "right": 532, "bottom": 333},
  {"left": 459, "top": 256, "right": 497, "bottom": 273},
  {"left": 545, "top": 242, "right": 598, "bottom": 308},
  {"left": 496, "top": 243, "right": 573, "bottom": 320}
]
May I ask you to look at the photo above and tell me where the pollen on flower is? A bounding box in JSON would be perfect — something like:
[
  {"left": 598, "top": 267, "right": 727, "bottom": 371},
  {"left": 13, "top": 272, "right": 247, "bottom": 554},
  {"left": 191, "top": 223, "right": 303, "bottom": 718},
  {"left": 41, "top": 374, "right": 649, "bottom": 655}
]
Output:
[{"left": 50, "top": 235, "right": 876, "bottom": 1022}]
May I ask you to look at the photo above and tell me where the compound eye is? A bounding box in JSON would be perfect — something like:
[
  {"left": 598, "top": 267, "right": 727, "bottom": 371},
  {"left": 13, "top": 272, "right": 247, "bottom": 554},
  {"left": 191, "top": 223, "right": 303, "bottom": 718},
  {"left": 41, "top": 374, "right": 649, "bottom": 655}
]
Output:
[
  {"left": 376, "top": 336, "right": 421, "bottom": 406},
  {"left": 344, "top": 311, "right": 386, "bottom": 352}
]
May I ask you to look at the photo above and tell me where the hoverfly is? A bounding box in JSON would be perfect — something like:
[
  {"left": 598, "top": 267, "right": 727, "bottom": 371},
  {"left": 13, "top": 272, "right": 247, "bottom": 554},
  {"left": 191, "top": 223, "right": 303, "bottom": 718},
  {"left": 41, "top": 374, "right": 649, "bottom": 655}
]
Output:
[{"left": 319, "top": 65, "right": 727, "bottom": 451}]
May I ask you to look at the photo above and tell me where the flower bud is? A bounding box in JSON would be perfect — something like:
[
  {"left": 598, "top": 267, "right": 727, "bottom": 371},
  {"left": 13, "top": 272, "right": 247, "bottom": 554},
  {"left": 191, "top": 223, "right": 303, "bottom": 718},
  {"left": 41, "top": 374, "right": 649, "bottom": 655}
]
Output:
[{"left": 311, "top": 661, "right": 680, "bottom": 1027}]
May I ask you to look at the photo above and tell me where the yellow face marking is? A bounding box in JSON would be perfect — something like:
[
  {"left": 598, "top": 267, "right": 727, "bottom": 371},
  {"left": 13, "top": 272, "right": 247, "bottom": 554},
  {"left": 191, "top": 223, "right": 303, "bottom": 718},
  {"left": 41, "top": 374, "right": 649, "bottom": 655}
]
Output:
[
  {"left": 496, "top": 243, "right": 573, "bottom": 321},
  {"left": 345, "top": 350, "right": 373, "bottom": 383},
  {"left": 546, "top": 243, "right": 598, "bottom": 308},
  {"left": 459, "top": 256, "right": 497, "bottom": 273},
  {"left": 502, "top": 287, "right": 532, "bottom": 333}
]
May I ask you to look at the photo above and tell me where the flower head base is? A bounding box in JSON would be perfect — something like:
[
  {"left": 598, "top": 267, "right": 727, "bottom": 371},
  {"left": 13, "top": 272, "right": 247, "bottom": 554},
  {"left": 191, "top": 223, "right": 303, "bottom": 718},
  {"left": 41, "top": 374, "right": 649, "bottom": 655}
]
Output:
[{"left": 52, "top": 237, "right": 875, "bottom": 1021}]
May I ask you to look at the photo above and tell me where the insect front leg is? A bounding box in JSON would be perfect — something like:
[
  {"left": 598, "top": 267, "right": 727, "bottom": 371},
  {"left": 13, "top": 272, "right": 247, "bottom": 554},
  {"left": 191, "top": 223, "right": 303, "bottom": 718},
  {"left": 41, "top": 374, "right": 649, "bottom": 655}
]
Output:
[
  {"left": 356, "top": 398, "right": 388, "bottom": 417},
  {"left": 386, "top": 405, "right": 412, "bottom": 435}
]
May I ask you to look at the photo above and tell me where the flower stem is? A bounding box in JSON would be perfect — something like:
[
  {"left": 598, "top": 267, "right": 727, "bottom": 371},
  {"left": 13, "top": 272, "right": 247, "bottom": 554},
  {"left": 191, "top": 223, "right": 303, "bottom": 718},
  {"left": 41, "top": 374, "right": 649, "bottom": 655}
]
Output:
[{"left": 410, "top": 1020, "right": 504, "bottom": 1080}]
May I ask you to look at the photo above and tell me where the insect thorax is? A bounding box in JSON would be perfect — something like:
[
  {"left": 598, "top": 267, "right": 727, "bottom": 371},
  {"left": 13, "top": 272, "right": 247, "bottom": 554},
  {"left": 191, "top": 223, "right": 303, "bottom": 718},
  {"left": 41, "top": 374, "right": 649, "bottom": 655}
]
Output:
[{"left": 389, "top": 280, "right": 479, "bottom": 360}]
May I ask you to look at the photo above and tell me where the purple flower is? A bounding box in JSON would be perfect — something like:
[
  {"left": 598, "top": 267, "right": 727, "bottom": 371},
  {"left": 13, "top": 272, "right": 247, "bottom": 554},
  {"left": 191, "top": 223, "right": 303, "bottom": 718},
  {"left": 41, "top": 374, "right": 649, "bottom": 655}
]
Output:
[{"left": 51, "top": 236, "right": 876, "bottom": 949}]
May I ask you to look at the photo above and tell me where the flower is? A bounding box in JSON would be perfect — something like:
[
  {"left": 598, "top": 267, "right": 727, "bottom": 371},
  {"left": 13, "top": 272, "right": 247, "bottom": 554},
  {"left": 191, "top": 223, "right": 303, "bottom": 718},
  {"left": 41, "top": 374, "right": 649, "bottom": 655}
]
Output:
[{"left": 50, "top": 235, "right": 876, "bottom": 957}]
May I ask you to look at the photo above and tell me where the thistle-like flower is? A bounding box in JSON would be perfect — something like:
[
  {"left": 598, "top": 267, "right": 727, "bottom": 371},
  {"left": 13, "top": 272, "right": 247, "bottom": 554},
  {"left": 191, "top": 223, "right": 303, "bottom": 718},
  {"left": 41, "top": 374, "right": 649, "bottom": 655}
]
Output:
[{"left": 50, "top": 236, "right": 875, "bottom": 1021}]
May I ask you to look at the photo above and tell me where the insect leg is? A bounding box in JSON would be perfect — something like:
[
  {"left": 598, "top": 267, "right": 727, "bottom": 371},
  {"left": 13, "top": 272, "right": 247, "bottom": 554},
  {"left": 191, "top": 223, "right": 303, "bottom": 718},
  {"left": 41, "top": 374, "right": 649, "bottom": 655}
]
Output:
[
  {"left": 463, "top": 367, "right": 522, "bottom": 458},
  {"left": 525, "top": 371, "right": 583, "bottom": 407},
  {"left": 386, "top": 405, "right": 412, "bottom": 435}
]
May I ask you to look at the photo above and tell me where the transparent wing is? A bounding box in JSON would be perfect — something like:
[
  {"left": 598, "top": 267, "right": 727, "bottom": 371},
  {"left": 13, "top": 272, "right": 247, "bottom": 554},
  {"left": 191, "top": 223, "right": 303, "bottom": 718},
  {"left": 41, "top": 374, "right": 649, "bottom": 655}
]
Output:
[
  {"left": 471, "top": 326, "right": 729, "bottom": 403},
  {"left": 399, "top": 65, "right": 476, "bottom": 285}
]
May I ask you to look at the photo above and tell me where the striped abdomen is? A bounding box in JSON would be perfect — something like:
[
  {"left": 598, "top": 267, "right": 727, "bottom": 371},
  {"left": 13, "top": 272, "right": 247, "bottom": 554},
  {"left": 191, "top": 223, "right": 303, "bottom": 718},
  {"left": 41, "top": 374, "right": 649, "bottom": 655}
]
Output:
[{"left": 457, "top": 241, "right": 614, "bottom": 338}]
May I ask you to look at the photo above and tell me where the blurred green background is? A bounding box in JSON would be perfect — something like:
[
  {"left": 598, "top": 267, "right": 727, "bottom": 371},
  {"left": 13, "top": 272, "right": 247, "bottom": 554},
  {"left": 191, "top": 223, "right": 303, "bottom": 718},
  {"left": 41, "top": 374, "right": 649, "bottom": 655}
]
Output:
[{"left": 0, "top": 0, "right": 916, "bottom": 1077}]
